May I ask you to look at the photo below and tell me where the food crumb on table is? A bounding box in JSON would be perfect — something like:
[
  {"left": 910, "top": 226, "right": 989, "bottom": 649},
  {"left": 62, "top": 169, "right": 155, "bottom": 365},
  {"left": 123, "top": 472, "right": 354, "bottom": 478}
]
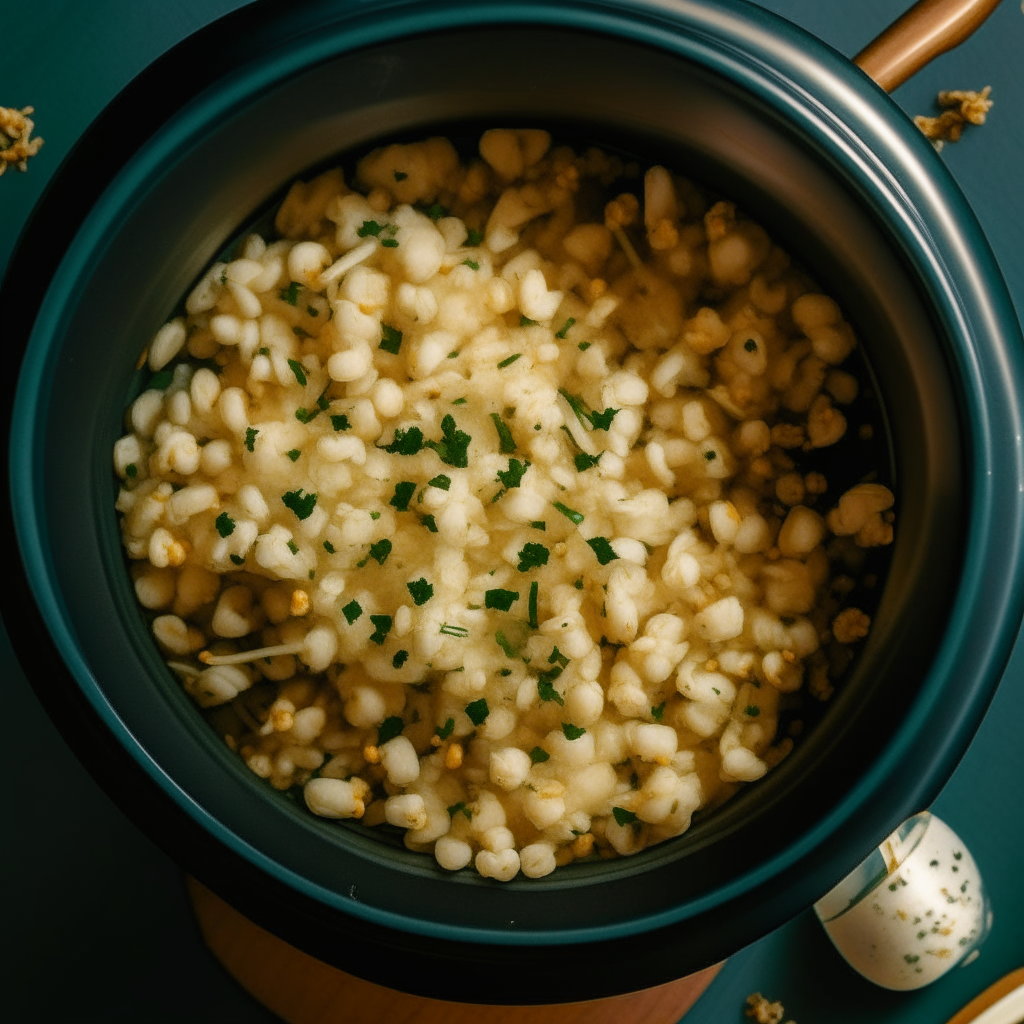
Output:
[
  {"left": 745, "top": 991, "right": 794, "bottom": 1024},
  {"left": 0, "top": 105, "right": 44, "bottom": 175},
  {"left": 914, "top": 87, "right": 993, "bottom": 150}
]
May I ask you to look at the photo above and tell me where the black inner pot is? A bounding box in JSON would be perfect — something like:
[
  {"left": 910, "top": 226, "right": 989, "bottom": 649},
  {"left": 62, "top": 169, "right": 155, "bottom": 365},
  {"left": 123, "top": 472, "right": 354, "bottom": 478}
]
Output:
[{"left": 18, "top": 23, "right": 964, "bottom": 1001}]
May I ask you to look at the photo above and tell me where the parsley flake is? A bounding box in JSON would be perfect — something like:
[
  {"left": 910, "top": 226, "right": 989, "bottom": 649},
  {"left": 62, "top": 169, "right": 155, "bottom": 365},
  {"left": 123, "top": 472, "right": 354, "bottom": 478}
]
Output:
[
  {"left": 425, "top": 414, "right": 471, "bottom": 468},
  {"left": 704, "top": 450, "right": 717, "bottom": 461},
  {"left": 369, "top": 511, "right": 381, "bottom": 520},
  {"left": 651, "top": 702, "right": 666, "bottom": 721},
  {"left": 439, "top": 622, "right": 469, "bottom": 638},
  {"left": 447, "top": 800, "right": 471, "bottom": 820},
  {"left": 125, "top": 463, "right": 137, "bottom": 478},
  {"left": 420, "top": 514, "right": 438, "bottom": 532},
  {"left": 435, "top": 717, "right": 455, "bottom": 741},
  {"left": 381, "top": 426, "right": 423, "bottom": 455},
  {"left": 307, "top": 305, "right": 319, "bottom": 317},
  {"left": 286, "top": 448, "right": 301, "bottom": 462},
  {"left": 745, "top": 705, "right": 761, "bottom": 717},
  {"left": 552, "top": 501, "right": 584, "bottom": 525},
  {"left": 394, "top": 170, "right": 408, "bottom": 182},
  {"left": 537, "top": 675, "right": 564, "bottom": 705},
  {"left": 612, "top": 807, "right": 638, "bottom": 826},
  {"left": 293, "top": 325, "right": 311, "bottom": 339},
  {"left": 495, "top": 631, "right": 520, "bottom": 659},
  {"left": 282, "top": 489, "right": 318, "bottom": 520},
  {"left": 485, "top": 589, "right": 519, "bottom": 612},
  {"left": 149, "top": 368, "right": 174, "bottom": 391},
  {"left": 287, "top": 359, "right": 307, "bottom": 386},
  {"left": 286, "top": 540, "right": 299, "bottom": 555},
  {"left": 428, "top": 474, "right": 451, "bottom": 490},
  {"left": 407, "top": 578, "right": 434, "bottom": 606},
  {"left": 215, "top": 512, "right": 236, "bottom": 538},
  {"left": 390, "top": 481, "right": 416, "bottom": 512},
  {"left": 377, "top": 715, "right": 403, "bottom": 744},
  {"left": 331, "top": 414, "right": 351, "bottom": 432},
  {"left": 548, "top": 647, "right": 569, "bottom": 668},
  {"left": 497, "top": 353, "right": 522, "bottom": 369},
  {"left": 589, "top": 407, "right": 619, "bottom": 430},
  {"left": 555, "top": 317, "right": 576, "bottom": 339},
  {"left": 744, "top": 337, "right": 758, "bottom": 352},
  {"left": 531, "top": 520, "right": 546, "bottom": 531},
  {"left": 528, "top": 581, "right": 539, "bottom": 629},
  {"left": 574, "top": 452, "right": 602, "bottom": 472},
  {"left": 279, "top": 281, "right": 301, "bottom": 305},
  {"left": 561, "top": 723, "right": 586, "bottom": 741},
  {"left": 452, "top": 397, "right": 467, "bottom": 406},
  {"left": 357, "top": 220, "right": 383, "bottom": 237},
  {"left": 379, "top": 324, "right": 403, "bottom": 355},
  {"left": 490, "top": 413, "right": 517, "bottom": 454},
  {"left": 368, "top": 538, "right": 392, "bottom": 565},
  {"left": 229, "top": 554, "right": 245, "bottom": 565},
  {"left": 369, "top": 615, "right": 393, "bottom": 645},
  {"left": 381, "top": 238, "right": 399, "bottom": 248},
  {"left": 586, "top": 537, "right": 618, "bottom": 565},
  {"left": 578, "top": 342, "right": 591, "bottom": 351},
  {"left": 497, "top": 458, "right": 530, "bottom": 490},
  {"left": 466, "top": 228, "right": 484, "bottom": 246},
  {"left": 516, "top": 543, "right": 549, "bottom": 572},
  {"left": 462, "top": 259, "right": 480, "bottom": 270},
  {"left": 244, "top": 427, "right": 258, "bottom": 452},
  {"left": 465, "top": 698, "right": 489, "bottom": 726},
  {"left": 529, "top": 746, "right": 550, "bottom": 764},
  {"left": 323, "top": 540, "right": 335, "bottom": 554},
  {"left": 426, "top": 202, "right": 448, "bottom": 220},
  {"left": 519, "top": 315, "right": 537, "bottom": 327},
  {"left": 392, "top": 649, "right": 409, "bottom": 669}
]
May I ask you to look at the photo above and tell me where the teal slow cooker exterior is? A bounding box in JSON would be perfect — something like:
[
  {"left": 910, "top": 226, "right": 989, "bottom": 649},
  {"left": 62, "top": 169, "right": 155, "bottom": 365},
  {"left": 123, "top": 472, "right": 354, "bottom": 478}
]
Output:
[{"left": 3, "top": 0, "right": 1023, "bottom": 1003}]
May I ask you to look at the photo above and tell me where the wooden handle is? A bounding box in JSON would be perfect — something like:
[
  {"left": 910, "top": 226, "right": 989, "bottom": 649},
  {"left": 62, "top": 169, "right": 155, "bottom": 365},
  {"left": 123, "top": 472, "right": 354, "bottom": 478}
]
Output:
[{"left": 854, "top": 0, "right": 1003, "bottom": 92}]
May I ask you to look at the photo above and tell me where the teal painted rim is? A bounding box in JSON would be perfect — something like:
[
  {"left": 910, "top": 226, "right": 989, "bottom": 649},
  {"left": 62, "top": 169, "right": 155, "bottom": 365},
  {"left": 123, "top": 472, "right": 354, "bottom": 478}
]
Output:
[{"left": 10, "top": 0, "right": 1024, "bottom": 948}]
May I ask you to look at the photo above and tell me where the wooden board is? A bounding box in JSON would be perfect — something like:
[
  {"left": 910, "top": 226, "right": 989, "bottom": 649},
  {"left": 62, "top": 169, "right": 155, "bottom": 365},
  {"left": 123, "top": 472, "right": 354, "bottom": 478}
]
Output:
[{"left": 187, "top": 877, "right": 723, "bottom": 1024}]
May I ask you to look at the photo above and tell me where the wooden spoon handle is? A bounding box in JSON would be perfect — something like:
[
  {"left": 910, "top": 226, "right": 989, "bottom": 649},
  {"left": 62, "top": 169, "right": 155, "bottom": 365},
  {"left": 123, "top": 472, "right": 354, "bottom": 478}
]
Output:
[
  {"left": 945, "top": 967, "right": 1024, "bottom": 1024},
  {"left": 854, "top": 0, "right": 1003, "bottom": 93}
]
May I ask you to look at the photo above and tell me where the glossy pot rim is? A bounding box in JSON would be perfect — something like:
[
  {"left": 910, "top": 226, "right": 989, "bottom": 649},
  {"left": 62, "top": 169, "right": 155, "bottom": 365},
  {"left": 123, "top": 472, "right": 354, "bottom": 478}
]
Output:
[{"left": 6, "top": 0, "right": 1024, "bottom": 954}]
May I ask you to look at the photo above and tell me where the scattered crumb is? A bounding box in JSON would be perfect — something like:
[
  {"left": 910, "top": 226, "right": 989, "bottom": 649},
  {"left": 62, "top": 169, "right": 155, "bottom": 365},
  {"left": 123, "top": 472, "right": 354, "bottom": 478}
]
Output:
[
  {"left": 745, "top": 991, "right": 795, "bottom": 1024},
  {"left": 0, "top": 105, "right": 44, "bottom": 175},
  {"left": 914, "top": 86, "right": 993, "bottom": 150},
  {"left": 832, "top": 607, "right": 871, "bottom": 644}
]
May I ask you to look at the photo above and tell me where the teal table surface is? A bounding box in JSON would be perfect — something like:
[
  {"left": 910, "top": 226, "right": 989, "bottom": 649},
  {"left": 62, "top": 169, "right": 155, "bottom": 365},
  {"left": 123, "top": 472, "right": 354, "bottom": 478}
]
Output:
[{"left": 2, "top": 2, "right": 1022, "bottom": 1020}]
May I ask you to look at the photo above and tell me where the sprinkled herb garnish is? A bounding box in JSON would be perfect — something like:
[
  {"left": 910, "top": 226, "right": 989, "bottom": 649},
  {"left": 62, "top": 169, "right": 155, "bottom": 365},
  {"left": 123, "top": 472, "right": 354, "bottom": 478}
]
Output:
[
  {"left": 744, "top": 337, "right": 758, "bottom": 352},
  {"left": 215, "top": 512, "right": 236, "bottom": 538},
  {"left": 528, "top": 581, "right": 539, "bottom": 629},
  {"left": 394, "top": 170, "right": 408, "bottom": 182},
  {"left": 448, "top": 351, "right": 459, "bottom": 359},
  {"left": 425, "top": 414, "right": 471, "bottom": 468},
  {"left": 287, "top": 359, "right": 307, "bottom": 386},
  {"left": 462, "top": 259, "right": 480, "bottom": 270},
  {"left": 589, "top": 407, "right": 619, "bottom": 430},
  {"left": 516, "top": 542, "right": 549, "bottom": 572},
  {"left": 578, "top": 342, "right": 591, "bottom": 351},
  {"left": 537, "top": 674, "right": 564, "bottom": 705},
  {"left": 381, "top": 426, "right": 423, "bottom": 455},
  {"left": 279, "top": 281, "right": 301, "bottom": 305},
  {"left": 377, "top": 715, "right": 403, "bottom": 744},
  {"left": 466, "top": 228, "right": 484, "bottom": 246},
  {"left": 407, "top": 578, "right": 434, "bottom": 606},
  {"left": 745, "top": 705, "right": 761, "bottom": 717},
  {"left": 704, "top": 450, "right": 717, "bottom": 461},
  {"left": 465, "top": 698, "right": 489, "bottom": 726},
  {"left": 447, "top": 800, "right": 471, "bottom": 819},
  {"left": 307, "top": 305, "right": 319, "bottom": 317},
  {"left": 293, "top": 325, "right": 312, "bottom": 339},
  {"left": 282, "top": 489, "right": 318, "bottom": 520},
  {"left": 435, "top": 717, "right": 455, "bottom": 741},
  {"left": 426, "top": 202, "right": 448, "bottom": 220},
  {"left": 229, "top": 554, "right": 245, "bottom": 565},
  {"left": 357, "top": 220, "right": 383, "bottom": 237},
  {"left": 368, "top": 538, "right": 392, "bottom": 565},
  {"left": 244, "top": 427, "right": 258, "bottom": 452},
  {"left": 612, "top": 807, "right": 638, "bottom": 826},
  {"left": 286, "top": 540, "right": 299, "bottom": 555},
  {"left": 369, "top": 511, "right": 381, "bottom": 520},
  {"left": 529, "top": 746, "right": 550, "bottom": 764},
  {"left": 452, "top": 397, "right": 467, "bottom": 406},
  {"left": 574, "top": 452, "right": 601, "bottom": 472},
  {"left": 552, "top": 501, "right": 584, "bottom": 525},
  {"left": 485, "top": 589, "right": 519, "bottom": 611},
  {"left": 379, "top": 324, "right": 403, "bottom": 355},
  {"left": 531, "top": 520, "right": 546, "bottom": 531},
  {"left": 390, "top": 651, "right": 409, "bottom": 671},
  {"left": 651, "top": 702, "right": 666, "bottom": 721},
  {"left": 125, "top": 463, "right": 138, "bottom": 478},
  {"left": 497, "top": 353, "right": 522, "bottom": 369},
  {"left": 559, "top": 389, "right": 619, "bottom": 431},
  {"left": 323, "top": 540, "right": 335, "bottom": 554},
  {"left": 428, "top": 474, "right": 451, "bottom": 490},
  {"left": 149, "top": 368, "right": 174, "bottom": 391},
  {"left": 420, "top": 514, "right": 438, "bottom": 532},
  {"left": 381, "top": 238, "right": 399, "bottom": 248},
  {"left": 440, "top": 622, "right": 469, "bottom": 638},
  {"left": 330, "top": 414, "right": 351, "bottom": 432},
  {"left": 369, "top": 615, "right": 393, "bottom": 645},
  {"left": 490, "top": 413, "right": 516, "bottom": 454},
  {"left": 497, "top": 458, "right": 530, "bottom": 490},
  {"left": 555, "top": 317, "right": 576, "bottom": 339},
  {"left": 561, "top": 723, "right": 586, "bottom": 740},
  {"left": 574, "top": 578, "right": 584, "bottom": 589},
  {"left": 586, "top": 536, "right": 618, "bottom": 565},
  {"left": 495, "top": 631, "right": 520, "bottom": 659},
  {"left": 286, "top": 449, "right": 301, "bottom": 462},
  {"left": 519, "top": 315, "right": 537, "bottom": 327},
  {"left": 548, "top": 647, "right": 569, "bottom": 667},
  {"left": 390, "top": 481, "right": 416, "bottom": 512}
]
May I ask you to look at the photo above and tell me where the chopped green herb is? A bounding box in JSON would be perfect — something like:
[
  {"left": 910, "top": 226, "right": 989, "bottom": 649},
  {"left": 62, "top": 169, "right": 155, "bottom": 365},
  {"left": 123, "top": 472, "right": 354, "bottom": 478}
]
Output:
[
  {"left": 357, "top": 220, "right": 383, "bottom": 237},
  {"left": 286, "top": 449, "right": 301, "bottom": 462},
  {"left": 149, "top": 368, "right": 174, "bottom": 391},
  {"left": 498, "top": 668, "right": 512, "bottom": 677},
  {"left": 552, "top": 501, "right": 584, "bottom": 525},
  {"left": 330, "top": 414, "right": 351, "bottom": 432},
  {"left": 286, "top": 540, "right": 299, "bottom": 555},
  {"left": 369, "top": 511, "right": 381, "bottom": 520},
  {"left": 548, "top": 647, "right": 569, "bottom": 668},
  {"left": 244, "top": 427, "right": 259, "bottom": 452},
  {"left": 495, "top": 459, "right": 530, "bottom": 496},
  {"left": 573, "top": 578, "right": 584, "bottom": 590},
  {"left": 392, "top": 649, "right": 409, "bottom": 669},
  {"left": 215, "top": 512, "right": 236, "bottom": 538},
  {"left": 125, "top": 463, "right": 138, "bottom": 478},
  {"left": 529, "top": 746, "right": 550, "bottom": 764},
  {"left": 465, "top": 698, "right": 489, "bottom": 726},
  {"left": 381, "top": 238, "right": 399, "bottom": 248},
  {"left": 462, "top": 259, "right": 480, "bottom": 270},
  {"left": 381, "top": 426, "right": 424, "bottom": 455},
  {"left": 369, "top": 615, "right": 393, "bottom": 645},
  {"left": 712, "top": 687, "right": 721, "bottom": 695},
  {"left": 393, "top": 170, "right": 408, "bottom": 182},
  {"left": 426, "top": 202, "right": 448, "bottom": 220},
  {"left": 390, "top": 481, "right": 416, "bottom": 512},
  {"left": 555, "top": 317, "right": 576, "bottom": 339},
  {"left": 704, "top": 450, "right": 717, "bottom": 461},
  {"left": 531, "top": 520, "right": 546, "bottom": 531},
  {"left": 516, "top": 542, "right": 549, "bottom": 572},
  {"left": 420, "top": 514, "right": 438, "bottom": 533},
  {"left": 379, "top": 324, "right": 403, "bottom": 355},
  {"left": 537, "top": 675, "right": 564, "bottom": 706},
  {"left": 466, "top": 228, "right": 484, "bottom": 246},
  {"left": 447, "top": 800, "right": 471, "bottom": 820},
  {"left": 293, "top": 325, "right": 312, "bottom": 339},
  {"left": 574, "top": 452, "right": 602, "bottom": 472},
  {"left": 258, "top": 347, "right": 270, "bottom": 356},
  {"left": 559, "top": 389, "right": 592, "bottom": 429},
  {"left": 428, "top": 474, "right": 451, "bottom": 491},
  {"left": 528, "top": 581, "right": 539, "bottom": 629},
  {"left": 519, "top": 315, "right": 537, "bottom": 327},
  {"left": 323, "top": 540, "right": 335, "bottom": 554},
  {"left": 745, "top": 705, "right": 761, "bottom": 717},
  {"left": 586, "top": 536, "right": 618, "bottom": 565},
  {"left": 589, "top": 407, "right": 619, "bottom": 430},
  {"left": 534, "top": 424, "right": 541, "bottom": 431},
  {"left": 425, "top": 414, "right": 471, "bottom": 468},
  {"left": 744, "top": 337, "right": 758, "bottom": 352},
  {"left": 495, "top": 630, "right": 520, "bottom": 659},
  {"left": 435, "top": 717, "right": 455, "bottom": 741},
  {"left": 229, "top": 554, "right": 245, "bottom": 565},
  {"left": 440, "top": 622, "right": 469, "bottom": 638},
  {"left": 452, "top": 397, "right": 467, "bottom": 405},
  {"left": 578, "top": 342, "right": 591, "bottom": 351},
  {"left": 612, "top": 807, "right": 638, "bottom": 826},
  {"left": 497, "top": 353, "right": 522, "bottom": 369},
  {"left": 368, "top": 538, "right": 392, "bottom": 565},
  {"left": 295, "top": 406, "right": 319, "bottom": 424},
  {"left": 279, "top": 281, "right": 301, "bottom": 304},
  {"left": 490, "top": 413, "right": 517, "bottom": 454},
  {"left": 407, "top": 578, "right": 434, "bottom": 606},
  {"left": 562, "top": 723, "right": 586, "bottom": 741},
  {"left": 651, "top": 702, "right": 666, "bottom": 721},
  {"left": 287, "top": 359, "right": 307, "bottom": 386},
  {"left": 485, "top": 589, "right": 519, "bottom": 612},
  {"left": 376, "top": 715, "right": 403, "bottom": 744},
  {"left": 282, "top": 488, "right": 318, "bottom": 520},
  {"left": 307, "top": 305, "right": 319, "bottom": 317},
  {"left": 448, "top": 351, "right": 459, "bottom": 359}
]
